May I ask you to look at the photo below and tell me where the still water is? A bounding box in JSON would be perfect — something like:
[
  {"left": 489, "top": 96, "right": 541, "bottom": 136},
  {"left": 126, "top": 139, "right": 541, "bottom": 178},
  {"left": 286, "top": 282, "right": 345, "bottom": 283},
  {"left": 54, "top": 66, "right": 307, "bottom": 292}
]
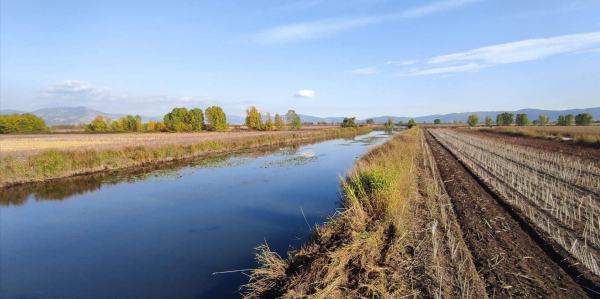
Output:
[{"left": 0, "top": 130, "right": 396, "bottom": 299}]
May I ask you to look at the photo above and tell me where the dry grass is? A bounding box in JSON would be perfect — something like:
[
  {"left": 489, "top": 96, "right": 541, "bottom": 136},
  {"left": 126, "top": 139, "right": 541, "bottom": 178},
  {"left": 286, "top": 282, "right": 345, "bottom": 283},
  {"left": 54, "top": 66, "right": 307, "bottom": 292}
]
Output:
[
  {"left": 0, "top": 125, "right": 355, "bottom": 158},
  {"left": 477, "top": 125, "right": 600, "bottom": 145},
  {"left": 241, "top": 128, "right": 423, "bottom": 298},
  {"left": 0, "top": 127, "right": 373, "bottom": 187}
]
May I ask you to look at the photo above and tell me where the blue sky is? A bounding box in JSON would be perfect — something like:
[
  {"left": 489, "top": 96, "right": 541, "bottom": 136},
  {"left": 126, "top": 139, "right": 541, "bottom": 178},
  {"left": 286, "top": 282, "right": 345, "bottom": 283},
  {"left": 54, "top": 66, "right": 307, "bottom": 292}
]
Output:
[{"left": 1, "top": 0, "right": 600, "bottom": 118}]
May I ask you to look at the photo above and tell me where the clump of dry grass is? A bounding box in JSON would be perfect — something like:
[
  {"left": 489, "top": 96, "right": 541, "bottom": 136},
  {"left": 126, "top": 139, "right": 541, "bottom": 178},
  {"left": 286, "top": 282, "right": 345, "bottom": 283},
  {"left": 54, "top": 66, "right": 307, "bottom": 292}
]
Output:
[
  {"left": 0, "top": 127, "right": 373, "bottom": 187},
  {"left": 241, "top": 128, "right": 422, "bottom": 298}
]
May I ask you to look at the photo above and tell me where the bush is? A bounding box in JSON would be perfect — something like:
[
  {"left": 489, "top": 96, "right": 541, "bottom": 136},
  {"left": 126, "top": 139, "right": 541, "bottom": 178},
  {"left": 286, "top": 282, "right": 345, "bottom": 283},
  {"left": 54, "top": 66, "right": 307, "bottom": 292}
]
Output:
[
  {"left": 341, "top": 117, "right": 357, "bottom": 128},
  {"left": 406, "top": 119, "right": 417, "bottom": 129}
]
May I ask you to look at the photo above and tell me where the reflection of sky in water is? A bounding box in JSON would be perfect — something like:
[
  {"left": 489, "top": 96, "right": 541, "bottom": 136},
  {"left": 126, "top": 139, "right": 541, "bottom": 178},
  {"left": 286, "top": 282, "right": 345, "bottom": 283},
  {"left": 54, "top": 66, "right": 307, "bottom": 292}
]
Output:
[
  {"left": 297, "top": 149, "right": 316, "bottom": 157},
  {"left": 0, "top": 130, "right": 396, "bottom": 299}
]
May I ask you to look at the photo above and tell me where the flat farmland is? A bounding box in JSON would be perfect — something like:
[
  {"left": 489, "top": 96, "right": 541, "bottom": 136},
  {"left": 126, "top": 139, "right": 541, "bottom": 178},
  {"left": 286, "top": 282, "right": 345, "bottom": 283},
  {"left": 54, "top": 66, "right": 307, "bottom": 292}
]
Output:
[
  {"left": 477, "top": 125, "right": 600, "bottom": 144},
  {"left": 0, "top": 125, "right": 340, "bottom": 159}
]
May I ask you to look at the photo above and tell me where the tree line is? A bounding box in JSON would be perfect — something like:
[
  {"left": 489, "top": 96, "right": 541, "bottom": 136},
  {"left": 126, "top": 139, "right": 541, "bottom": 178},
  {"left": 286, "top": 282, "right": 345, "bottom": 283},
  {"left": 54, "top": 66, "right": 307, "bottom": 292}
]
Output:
[
  {"left": 245, "top": 107, "right": 301, "bottom": 131},
  {"left": 432, "top": 112, "right": 594, "bottom": 127},
  {"left": 85, "top": 106, "right": 229, "bottom": 132},
  {"left": 0, "top": 114, "right": 48, "bottom": 133}
]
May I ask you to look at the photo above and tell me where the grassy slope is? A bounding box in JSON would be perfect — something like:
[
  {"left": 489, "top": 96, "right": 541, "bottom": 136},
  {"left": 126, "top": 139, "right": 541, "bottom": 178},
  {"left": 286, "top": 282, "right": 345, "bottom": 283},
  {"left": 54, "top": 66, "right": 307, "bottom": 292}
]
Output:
[
  {"left": 242, "top": 128, "right": 424, "bottom": 298},
  {"left": 0, "top": 127, "right": 372, "bottom": 187}
]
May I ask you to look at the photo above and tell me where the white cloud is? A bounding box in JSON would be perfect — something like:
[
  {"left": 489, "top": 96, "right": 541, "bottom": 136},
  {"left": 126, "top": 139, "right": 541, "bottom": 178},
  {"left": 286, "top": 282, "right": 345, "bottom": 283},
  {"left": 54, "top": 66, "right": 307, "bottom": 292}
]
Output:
[
  {"left": 248, "top": 0, "right": 485, "bottom": 44},
  {"left": 396, "top": 62, "right": 487, "bottom": 76},
  {"left": 397, "top": 32, "right": 600, "bottom": 76},
  {"left": 294, "top": 90, "right": 315, "bottom": 98},
  {"left": 349, "top": 67, "right": 378, "bottom": 75},
  {"left": 429, "top": 32, "right": 600, "bottom": 65}
]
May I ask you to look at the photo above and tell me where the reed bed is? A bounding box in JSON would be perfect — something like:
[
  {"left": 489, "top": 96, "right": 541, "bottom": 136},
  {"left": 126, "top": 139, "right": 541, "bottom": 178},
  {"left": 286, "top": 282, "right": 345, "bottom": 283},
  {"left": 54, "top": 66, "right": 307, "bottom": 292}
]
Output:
[
  {"left": 0, "top": 127, "right": 372, "bottom": 187},
  {"left": 430, "top": 129, "right": 600, "bottom": 276}
]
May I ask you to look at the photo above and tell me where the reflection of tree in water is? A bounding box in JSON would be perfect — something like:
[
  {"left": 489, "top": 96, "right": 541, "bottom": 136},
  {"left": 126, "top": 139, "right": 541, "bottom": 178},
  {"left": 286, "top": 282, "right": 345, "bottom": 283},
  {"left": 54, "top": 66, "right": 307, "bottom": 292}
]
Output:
[
  {"left": 1, "top": 174, "right": 112, "bottom": 206},
  {"left": 1, "top": 134, "right": 351, "bottom": 206}
]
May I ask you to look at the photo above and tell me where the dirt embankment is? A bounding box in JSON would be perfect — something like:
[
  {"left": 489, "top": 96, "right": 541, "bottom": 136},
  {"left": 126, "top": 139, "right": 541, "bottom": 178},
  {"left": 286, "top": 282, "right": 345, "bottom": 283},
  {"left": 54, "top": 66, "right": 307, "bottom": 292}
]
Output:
[{"left": 425, "top": 131, "right": 590, "bottom": 298}]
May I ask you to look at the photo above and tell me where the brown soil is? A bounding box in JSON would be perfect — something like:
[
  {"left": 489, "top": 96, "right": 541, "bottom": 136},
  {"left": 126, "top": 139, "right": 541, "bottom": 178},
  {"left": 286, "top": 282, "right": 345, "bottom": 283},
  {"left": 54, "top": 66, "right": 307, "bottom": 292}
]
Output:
[{"left": 425, "top": 131, "right": 590, "bottom": 298}]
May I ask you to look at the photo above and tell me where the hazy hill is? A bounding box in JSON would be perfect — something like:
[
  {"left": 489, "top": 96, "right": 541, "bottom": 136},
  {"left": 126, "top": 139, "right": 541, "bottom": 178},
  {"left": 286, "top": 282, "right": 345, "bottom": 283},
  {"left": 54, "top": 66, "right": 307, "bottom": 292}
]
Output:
[
  {"left": 1, "top": 106, "right": 597, "bottom": 126},
  {"left": 298, "top": 107, "right": 600, "bottom": 124},
  {"left": 0, "top": 107, "right": 159, "bottom": 126}
]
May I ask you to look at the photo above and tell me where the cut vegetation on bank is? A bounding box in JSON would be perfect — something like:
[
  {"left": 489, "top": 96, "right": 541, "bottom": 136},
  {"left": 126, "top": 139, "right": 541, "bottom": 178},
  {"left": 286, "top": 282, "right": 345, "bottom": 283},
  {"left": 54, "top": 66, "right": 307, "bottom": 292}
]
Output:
[{"left": 0, "top": 127, "right": 372, "bottom": 187}]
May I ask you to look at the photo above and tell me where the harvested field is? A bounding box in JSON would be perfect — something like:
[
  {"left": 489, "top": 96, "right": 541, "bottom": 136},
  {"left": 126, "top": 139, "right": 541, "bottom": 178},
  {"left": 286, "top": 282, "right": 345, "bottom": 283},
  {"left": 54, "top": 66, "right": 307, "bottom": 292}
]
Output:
[
  {"left": 0, "top": 125, "right": 345, "bottom": 159},
  {"left": 462, "top": 128, "right": 600, "bottom": 161},
  {"left": 428, "top": 128, "right": 600, "bottom": 296},
  {"left": 426, "top": 131, "right": 589, "bottom": 298},
  {"left": 476, "top": 125, "right": 600, "bottom": 145}
]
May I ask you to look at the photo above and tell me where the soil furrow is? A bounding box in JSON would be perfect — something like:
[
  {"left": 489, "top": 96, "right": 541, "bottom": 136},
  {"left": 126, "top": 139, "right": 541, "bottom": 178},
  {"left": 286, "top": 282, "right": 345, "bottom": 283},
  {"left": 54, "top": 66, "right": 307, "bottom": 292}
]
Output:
[{"left": 425, "top": 131, "right": 590, "bottom": 298}]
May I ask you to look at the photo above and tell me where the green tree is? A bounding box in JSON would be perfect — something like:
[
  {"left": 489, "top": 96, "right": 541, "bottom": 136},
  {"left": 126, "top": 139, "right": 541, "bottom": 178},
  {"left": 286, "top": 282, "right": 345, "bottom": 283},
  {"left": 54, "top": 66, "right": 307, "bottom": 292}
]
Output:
[
  {"left": 515, "top": 114, "right": 530, "bottom": 126},
  {"left": 164, "top": 108, "right": 192, "bottom": 132},
  {"left": 341, "top": 117, "right": 357, "bottom": 128},
  {"left": 485, "top": 116, "right": 493, "bottom": 127},
  {"left": 274, "top": 114, "right": 285, "bottom": 130},
  {"left": 385, "top": 117, "right": 394, "bottom": 129},
  {"left": 286, "top": 110, "right": 302, "bottom": 130},
  {"left": 557, "top": 115, "right": 565, "bottom": 126},
  {"left": 536, "top": 115, "right": 549, "bottom": 125},
  {"left": 496, "top": 112, "right": 514, "bottom": 126},
  {"left": 0, "top": 114, "right": 48, "bottom": 134},
  {"left": 366, "top": 118, "right": 375, "bottom": 124},
  {"left": 565, "top": 114, "right": 574, "bottom": 126},
  {"left": 264, "top": 112, "right": 274, "bottom": 131},
  {"left": 467, "top": 114, "right": 479, "bottom": 127},
  {"left": 86, "top": 115, "right": 109, "bottom": 132},
  {"left": 156, "top": 122, "right": 167, "bottom": 132},
  {"left": 575, "top": 113, "right": 593, "bottom": 126},
  {"left": 406, "top": 119, "right": 417, "bottom": 129},
  {"left": 188, "top": 108, "right": 204, "bottom": 131},
  {"left": 434, "top": 119, "right": 441, "bottom": 125},
  {"left": 205, "top": 106, "right": 228, "bottom": 131}
]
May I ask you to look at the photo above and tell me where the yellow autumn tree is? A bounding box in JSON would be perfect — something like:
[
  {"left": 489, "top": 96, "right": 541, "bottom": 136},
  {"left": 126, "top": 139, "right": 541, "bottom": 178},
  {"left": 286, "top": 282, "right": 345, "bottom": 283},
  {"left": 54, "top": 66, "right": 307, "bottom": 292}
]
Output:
[
  {"left": 147, "top": 120, "right": 157, "bottom": 131},
  {"left": 274, "top": 114, "right": 284, "bottom": 130},
  {"left": 265, "top": 112, "right": 274, "bottom": 131}
]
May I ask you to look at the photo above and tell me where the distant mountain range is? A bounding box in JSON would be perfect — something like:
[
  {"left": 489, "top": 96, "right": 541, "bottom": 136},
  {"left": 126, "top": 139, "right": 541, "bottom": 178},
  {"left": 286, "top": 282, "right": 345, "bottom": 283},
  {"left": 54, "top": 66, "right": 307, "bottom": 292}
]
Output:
[
  {"left": 1, "top": 106, "right": 598, "bottom": 126},
  {"left": 0, "top": 107, "right": 160, "bottom": 126}
]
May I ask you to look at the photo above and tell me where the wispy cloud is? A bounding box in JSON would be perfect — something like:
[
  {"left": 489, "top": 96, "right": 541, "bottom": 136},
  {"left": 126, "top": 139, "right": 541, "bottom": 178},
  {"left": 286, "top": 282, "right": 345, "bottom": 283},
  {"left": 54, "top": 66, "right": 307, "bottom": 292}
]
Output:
[
  {"left": 248, "top": 0, "right": 485, "bottom": 44},
  {"left": 349, "top": 67, "right": 378, "bottom": 75},
  {"left": 387, "top": 60, "right": 419, "bottom": 65},
  {"left": 396, "top": 63, "right": 487, "bottom": 76},
  {"left": 294, "top": 89, "right": 315, "bottom": 98},
  {"left": 429, "top": 32, "right": 600, "bottom": 65},
  {"left": 397, "top": 32, "right": 600, "bottom": 76}
]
